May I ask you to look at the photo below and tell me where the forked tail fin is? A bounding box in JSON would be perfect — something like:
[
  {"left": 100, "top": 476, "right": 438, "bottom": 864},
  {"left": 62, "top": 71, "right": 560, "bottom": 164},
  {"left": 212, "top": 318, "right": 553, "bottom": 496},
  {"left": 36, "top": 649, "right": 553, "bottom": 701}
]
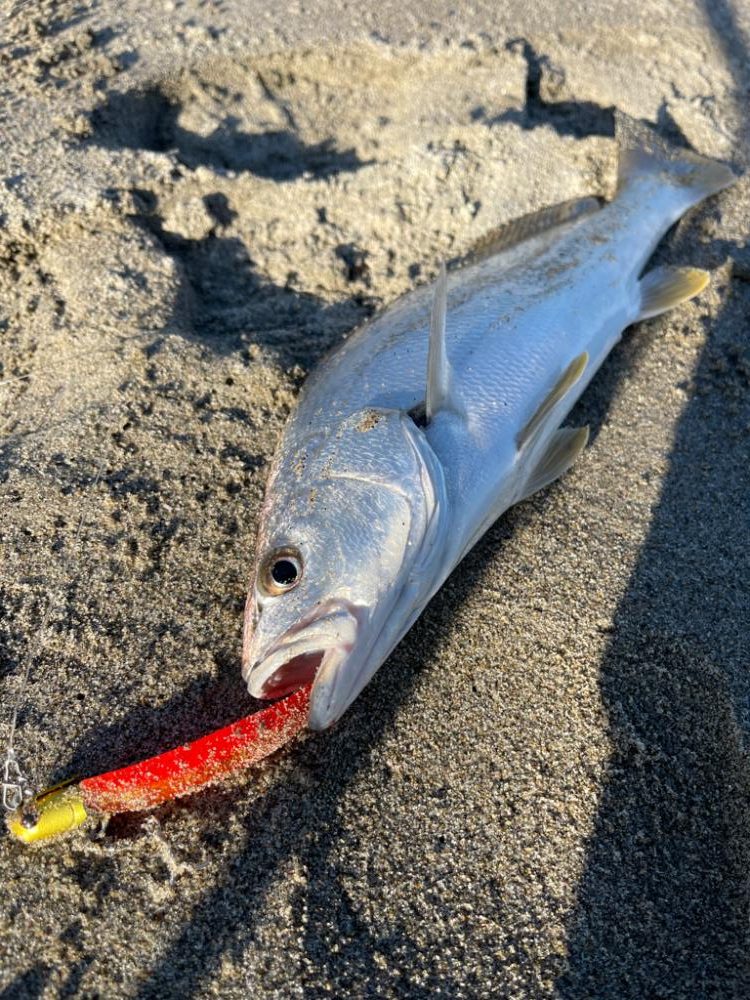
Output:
[{"left": 616, "top": 110, "right": 736, "bottom": 201}]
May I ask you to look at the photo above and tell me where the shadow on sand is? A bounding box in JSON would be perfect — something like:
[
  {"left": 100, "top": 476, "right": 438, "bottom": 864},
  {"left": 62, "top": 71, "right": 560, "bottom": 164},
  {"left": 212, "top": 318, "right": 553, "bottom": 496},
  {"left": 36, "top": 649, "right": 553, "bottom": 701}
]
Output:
[
  {"left": 90, "top": 86, "right": 371, "bottom": 180},
  {"left": 559, "top": 264, "right": 750, "bottom": 996},
  {"left": 559, "top": 1, "right": 750, "bottom": 992}
]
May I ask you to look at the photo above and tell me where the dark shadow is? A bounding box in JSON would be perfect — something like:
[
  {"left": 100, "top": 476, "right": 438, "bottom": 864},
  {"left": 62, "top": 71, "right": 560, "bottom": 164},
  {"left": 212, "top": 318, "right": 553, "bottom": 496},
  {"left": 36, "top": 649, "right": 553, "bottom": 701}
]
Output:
[
  {"left": 124, "top": 188, "right": 374, "bottom": 361},
  {"left": 43, "top": 6, "right": 96, "bottom": 38},
  {"left": 4, "top": 1, "right": 97, "bottom": 41},
  {"left": 558, "top": 276, "right": 750, "bottom": 998},
  {"left": 0, "top": 964, "right": 51, "bottom": 1000},
  {"left": 0, "top": 586, "right": 24, "bottom": 683},
  {"left": 479, "top": 39, "right": 614, "bottom": 138},
  {"left": 702, "top": 0, "right": 750, "bottom": 151},
  {"left": 59, "top": 956, "right": 95, "bottom": 999},
  {"left": 483, "top": 39, "right": 716, "bottom": 150},
  {"left": 335, "top": 242, "right": 373, "bottom": 286},
  {"left": 558, "top": 3, "right": 750, "bottom": 991},
  {"left": 90, "top": 88, "right": 372, "bottom": 180}
]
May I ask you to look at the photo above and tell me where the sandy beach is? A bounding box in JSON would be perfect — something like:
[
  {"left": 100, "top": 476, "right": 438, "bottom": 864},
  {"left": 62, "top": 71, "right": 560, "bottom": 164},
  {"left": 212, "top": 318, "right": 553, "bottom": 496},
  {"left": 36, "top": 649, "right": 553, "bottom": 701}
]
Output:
[{"left": 1, "top": 0, "right": 749, "bottom": 996}]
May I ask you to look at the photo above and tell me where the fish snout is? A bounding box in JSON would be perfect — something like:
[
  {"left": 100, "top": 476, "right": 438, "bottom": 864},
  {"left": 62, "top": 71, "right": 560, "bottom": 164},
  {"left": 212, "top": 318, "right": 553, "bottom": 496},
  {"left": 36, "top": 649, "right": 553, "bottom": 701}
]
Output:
[{"left": 243, "top": 603, "right": 360, "bottom": 706}]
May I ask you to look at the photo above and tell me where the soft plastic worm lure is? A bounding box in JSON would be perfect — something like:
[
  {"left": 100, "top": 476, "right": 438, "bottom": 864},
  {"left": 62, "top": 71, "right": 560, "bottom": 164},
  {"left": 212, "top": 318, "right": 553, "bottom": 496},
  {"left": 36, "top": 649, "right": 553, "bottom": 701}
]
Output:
[{"left": 7, "top": 684, "right": 310, "bottom": 844}]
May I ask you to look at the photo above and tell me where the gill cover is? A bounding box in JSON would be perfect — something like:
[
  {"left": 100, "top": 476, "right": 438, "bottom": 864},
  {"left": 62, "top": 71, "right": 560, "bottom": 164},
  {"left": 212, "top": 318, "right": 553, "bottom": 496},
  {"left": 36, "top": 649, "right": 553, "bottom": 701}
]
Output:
[{"left": 243, "top": 407, "right": 448, "bottom": 730}]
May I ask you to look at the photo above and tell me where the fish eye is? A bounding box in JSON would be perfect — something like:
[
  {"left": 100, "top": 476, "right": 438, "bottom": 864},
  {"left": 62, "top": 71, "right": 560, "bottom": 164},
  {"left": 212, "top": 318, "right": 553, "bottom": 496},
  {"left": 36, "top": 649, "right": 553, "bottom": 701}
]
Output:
[{"left": 259, "top": 546, "right": 303, "bottom": 596}]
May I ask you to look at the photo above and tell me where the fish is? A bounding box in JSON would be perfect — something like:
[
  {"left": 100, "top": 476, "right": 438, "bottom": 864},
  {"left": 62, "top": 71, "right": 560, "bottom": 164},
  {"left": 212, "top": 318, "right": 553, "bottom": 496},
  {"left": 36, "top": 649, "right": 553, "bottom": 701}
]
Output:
[{"left": 241, "top": 113, "right": 735, "bottom": 732}]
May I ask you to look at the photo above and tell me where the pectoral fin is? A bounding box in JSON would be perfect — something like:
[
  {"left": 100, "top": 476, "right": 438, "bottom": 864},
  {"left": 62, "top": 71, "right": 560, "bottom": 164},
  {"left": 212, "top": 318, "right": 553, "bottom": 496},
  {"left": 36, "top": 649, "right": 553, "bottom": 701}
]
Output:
[
  {"left": 517, "top": 352, "right": 588, "bottom": 450},
  {"left": 520, "top": 426, "right": 589, "bottom": 500},
  {"left": 426, "top": 262, "right": 462, "bottom": 422},
  {"left": 638, "top": 266, "right": 709, "bottom": 320}
]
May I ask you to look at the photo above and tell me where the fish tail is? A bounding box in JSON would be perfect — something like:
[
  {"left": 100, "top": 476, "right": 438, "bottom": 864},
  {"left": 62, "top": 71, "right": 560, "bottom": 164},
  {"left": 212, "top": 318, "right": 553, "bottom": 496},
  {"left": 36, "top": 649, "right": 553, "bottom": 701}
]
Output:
[{"left": 616, "top": 110, "right": 736, "bottom": 202}]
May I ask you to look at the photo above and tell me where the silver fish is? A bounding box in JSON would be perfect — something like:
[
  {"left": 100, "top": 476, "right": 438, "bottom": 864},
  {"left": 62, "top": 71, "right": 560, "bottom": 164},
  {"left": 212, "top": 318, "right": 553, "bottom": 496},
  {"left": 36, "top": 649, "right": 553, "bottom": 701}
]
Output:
[{"left": 242, "top": 114, "right": 734, "bottom": 731}]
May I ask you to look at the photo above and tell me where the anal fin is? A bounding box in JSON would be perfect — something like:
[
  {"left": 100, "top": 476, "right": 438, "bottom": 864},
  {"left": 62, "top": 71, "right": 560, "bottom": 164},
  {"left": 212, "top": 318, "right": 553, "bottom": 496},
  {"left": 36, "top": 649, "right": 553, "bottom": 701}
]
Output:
[
  {"left": 638, "top": 266, "right": 709, "bottom": 320},
  {"left": 518, "top": 352, "right": 588, "bottom": 450},
  {"left": 520, "top": 426, "right": 589, "bottom": 501}
]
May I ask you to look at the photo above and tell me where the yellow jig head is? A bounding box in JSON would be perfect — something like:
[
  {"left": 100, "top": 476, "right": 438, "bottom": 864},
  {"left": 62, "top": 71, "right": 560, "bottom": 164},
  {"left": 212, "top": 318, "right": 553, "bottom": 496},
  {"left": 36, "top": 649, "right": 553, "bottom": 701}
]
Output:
[{"left": 6, "top": 784, "right": 87, "bottom": 845}]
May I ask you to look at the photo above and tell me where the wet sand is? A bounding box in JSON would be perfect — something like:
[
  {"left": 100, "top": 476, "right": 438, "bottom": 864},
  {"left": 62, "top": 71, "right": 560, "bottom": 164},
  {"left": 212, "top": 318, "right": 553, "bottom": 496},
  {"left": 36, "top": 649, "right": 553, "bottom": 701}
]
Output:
[{"left": 1, "top": 0, "right": 749, "bottom": 996}]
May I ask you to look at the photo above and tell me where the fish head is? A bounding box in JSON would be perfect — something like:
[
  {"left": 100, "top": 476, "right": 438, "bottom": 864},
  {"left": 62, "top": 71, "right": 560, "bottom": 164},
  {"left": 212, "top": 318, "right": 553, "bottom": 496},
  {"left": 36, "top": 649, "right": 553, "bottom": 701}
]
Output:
[{"left": 242, "top": 407, "right": 447, "bottom": 730}]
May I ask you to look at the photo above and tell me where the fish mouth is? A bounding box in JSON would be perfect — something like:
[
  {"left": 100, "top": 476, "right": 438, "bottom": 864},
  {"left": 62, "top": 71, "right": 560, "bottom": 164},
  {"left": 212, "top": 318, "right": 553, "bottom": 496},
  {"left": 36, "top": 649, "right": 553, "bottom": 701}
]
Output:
[{"left": 243, "top": 602, "right": 359, "bottom": 702}]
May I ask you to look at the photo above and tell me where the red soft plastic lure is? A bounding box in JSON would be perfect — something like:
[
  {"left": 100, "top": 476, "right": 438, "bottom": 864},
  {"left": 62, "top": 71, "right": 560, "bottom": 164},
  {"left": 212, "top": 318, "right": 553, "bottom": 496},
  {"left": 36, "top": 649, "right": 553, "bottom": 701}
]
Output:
[{"left": 8, "top": 684, "right": 311, "bottom": 843}]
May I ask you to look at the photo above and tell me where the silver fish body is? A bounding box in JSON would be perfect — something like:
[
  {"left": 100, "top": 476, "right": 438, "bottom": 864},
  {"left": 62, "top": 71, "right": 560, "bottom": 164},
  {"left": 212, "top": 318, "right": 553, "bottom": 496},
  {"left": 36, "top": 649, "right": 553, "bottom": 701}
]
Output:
[{"left": 243, "top": 116, "right": 734, "bottom": 730}]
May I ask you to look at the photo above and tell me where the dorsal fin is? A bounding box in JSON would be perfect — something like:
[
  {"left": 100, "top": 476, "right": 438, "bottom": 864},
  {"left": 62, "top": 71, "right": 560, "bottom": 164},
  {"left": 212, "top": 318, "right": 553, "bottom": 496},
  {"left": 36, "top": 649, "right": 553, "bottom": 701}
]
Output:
[
  {"left": 449, "top": 196, "right": 601, "bottom": 270},
  {"left": 425, "top": 263, "right": 462, "bottom": 422}
]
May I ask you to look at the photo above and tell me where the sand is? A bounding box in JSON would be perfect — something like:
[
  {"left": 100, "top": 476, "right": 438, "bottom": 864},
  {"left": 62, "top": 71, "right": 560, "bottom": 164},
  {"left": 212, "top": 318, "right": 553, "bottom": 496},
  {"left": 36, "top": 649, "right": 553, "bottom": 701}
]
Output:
[{"left": 0, "top": 0, "right": 749, "bottom": 996}]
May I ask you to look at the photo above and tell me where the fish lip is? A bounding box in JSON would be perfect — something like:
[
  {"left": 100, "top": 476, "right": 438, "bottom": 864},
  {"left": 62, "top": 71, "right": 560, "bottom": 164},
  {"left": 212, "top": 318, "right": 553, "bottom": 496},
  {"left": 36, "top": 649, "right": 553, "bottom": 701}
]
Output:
[
  {"left": 244, "top": 600, "right": 360, "bottom": 701},
  {"left": 306, "top": 638, "right": 369, "bottom": 731}
]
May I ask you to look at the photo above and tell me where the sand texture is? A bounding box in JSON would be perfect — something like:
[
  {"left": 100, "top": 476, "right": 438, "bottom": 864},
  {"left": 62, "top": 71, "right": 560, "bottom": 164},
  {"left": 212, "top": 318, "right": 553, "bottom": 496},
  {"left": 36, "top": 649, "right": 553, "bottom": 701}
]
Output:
[{"left": 1, "top": 0, "right": 749, "bottom": 996}]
